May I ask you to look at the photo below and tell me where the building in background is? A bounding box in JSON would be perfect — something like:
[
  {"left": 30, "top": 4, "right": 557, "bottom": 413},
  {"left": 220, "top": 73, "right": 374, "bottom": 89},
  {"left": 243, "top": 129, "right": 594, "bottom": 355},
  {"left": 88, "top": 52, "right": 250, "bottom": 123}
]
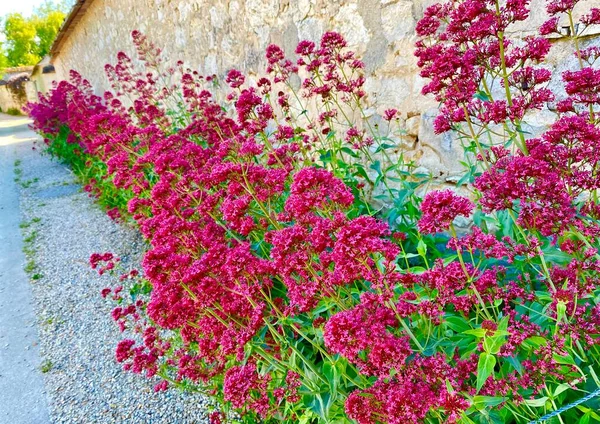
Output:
[{"left": 30, "top": 56, "right": 58, "bottom": 96}]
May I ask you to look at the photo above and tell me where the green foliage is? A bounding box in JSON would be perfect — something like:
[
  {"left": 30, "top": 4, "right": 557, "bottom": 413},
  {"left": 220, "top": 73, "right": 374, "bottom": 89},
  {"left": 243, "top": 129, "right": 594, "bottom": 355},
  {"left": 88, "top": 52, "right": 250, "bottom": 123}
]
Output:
[
  {"left": 32, "top": 1, "right": 72, "bottom": 57},
  {"left": 40, "top": 359, "right": 53, "bottom": 373},
  {"left": 44, "top": 126, "right": 133, "bottom": 214},
  {"left": 0, "top": 1, "right": 71, "bottom": 67},
  {"left": 6, "top": 107, "right": 23, "bottom": 116},
  {"left": 0, "top": 43, "right": 8, "bottom": 73},
  {"left": 3, "top": 13, "right": 39, "bottom": 66}
]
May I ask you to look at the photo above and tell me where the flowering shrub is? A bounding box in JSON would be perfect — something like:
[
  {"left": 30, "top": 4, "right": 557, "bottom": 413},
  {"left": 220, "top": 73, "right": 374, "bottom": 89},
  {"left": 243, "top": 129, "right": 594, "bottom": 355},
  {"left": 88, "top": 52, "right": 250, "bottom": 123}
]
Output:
[{"left": 27, "top": 0, "right": 600, "bottom": 420}]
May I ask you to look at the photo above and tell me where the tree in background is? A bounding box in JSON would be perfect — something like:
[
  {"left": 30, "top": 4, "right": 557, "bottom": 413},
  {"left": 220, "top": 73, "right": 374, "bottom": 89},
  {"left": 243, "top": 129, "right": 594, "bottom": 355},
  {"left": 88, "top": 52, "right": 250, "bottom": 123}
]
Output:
[
  {"left": 3, "top": 13, "right": 40, "bottom": 66},
  {"left": 0, "top": 42, "right": 9, "bottom": 70},
  {"left": 1, "top": 0, "right": 73, "bottom": 69},
  {"left": 33, "top": 1, "right": 73, "bottom": 59}
]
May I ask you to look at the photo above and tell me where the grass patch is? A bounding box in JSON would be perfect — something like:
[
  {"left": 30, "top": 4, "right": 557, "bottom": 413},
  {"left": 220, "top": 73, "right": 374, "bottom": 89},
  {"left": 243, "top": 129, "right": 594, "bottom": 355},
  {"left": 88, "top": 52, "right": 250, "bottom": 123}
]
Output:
[
  {"left": 23, "top": 230, "right": 38, "bottom": 244},
  {"left": 21, "top": 218, "right": 41, "bottom": 229},
  {"left": 21, "top": 218, "right": 42, "bottom": 277},
  {"left": 40, "top": 360, "right": 53, "bottom": 373},
  {"left": 24, "top": 260, "right": 36, "bottom": 274},
  {"left": 20, "top": 178, "right": 39, "bottom": 188},
  {"left": 6, "top": 107, "right": 23, "bottom": 116}
]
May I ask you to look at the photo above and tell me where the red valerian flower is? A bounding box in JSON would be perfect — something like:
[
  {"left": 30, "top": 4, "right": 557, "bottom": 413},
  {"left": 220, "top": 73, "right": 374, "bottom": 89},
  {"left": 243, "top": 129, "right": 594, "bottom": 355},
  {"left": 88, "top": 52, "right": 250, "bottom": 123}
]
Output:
[
  {"left": 581, "top": 8, "right": 600, "bottom": 25},
  {"left": 546, "top": 0, "right": 577, "bottom": 15},
  {"left": 539, "top": 17, "right": 559, "bottom": 35},
  {"left": 225, "top": 69, "right": 245, "bottom": 89},
  {"left": 284, "top": 167, "right": 354, "bottom": 222},
  {"left": 324, "top": 293, "right": 411, "bottom": 377},
  {"left": 418, "top": 189, "right": 473, "bottom": 234},
  {"left": 224, "top": 364, "right": 271, "bottom": 417},
  {"left": 383, "top": 108, "right": 398, "bottom": 121}
]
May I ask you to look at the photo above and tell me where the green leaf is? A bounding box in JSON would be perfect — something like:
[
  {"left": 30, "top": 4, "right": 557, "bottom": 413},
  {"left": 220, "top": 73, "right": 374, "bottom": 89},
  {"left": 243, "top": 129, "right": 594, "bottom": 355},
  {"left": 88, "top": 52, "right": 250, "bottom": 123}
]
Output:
[
  {"left": 523, "top": 396, "right": 549, "bottom": 407},
  {"left": 497, "top": 316, "right": 509, "bottom": 332},
  {"left": 443, "top": 254, "right": 458, "bottom": 265},
  {"left": 577, "top": 406, "right": 600, "bottom": 421},
  {"left": 370, "top": 160, "right": 382, "bottom": 177},
  {"left": 476, "top": 352, "right": 496, "bottom": 392},
  {"left": 303, "top": 391, "right": 333, "bottom": 422},
  {"left": 472, "top": 395, "right": 507, "bottom": 409},
  {"left": 445, "top": 316, "right": 471, "bottom": 333},
  {"left": 522, "top": 336, "right": 548, "bottom": 350},
  {"left": 484, "top": 335, "right": 506, "bottom": 355},
  {"left": 319, "top": 150, "right": 332, "bottom": 164},
  {"left": 553, "top": 353, "right": 576, "bottom": 366},
  {"left": 474, "top": 90, "right": 491, "bottom": 102},
  {"left": 353, "top": 164, "right": 373, "bottom": 183},
  {"left": 456, "top": 168, "right": 475, "bottom": 187},
  {"left": 298, "top": 415, "right": 312, "bottom": 424},
  {"left": 374, "top": 143, "right": 396, "bottom": 153},
  {"left": 553, "top": 383, "right": 572, "bottom": 397},
  {"left": 461, "top": 341, "right": 481, "bottom": 358},
  {"left": 578, "top": 412, "right": 591, "bottom": 424},
  {"left": 445, "top": 379, "right": 455, "bottom": 394},
  {"left": 556, "top": 301, "right": 567, "bottom": 323},
  {"left": 506, "top": 356, "right": 523, "bottom": 375},
  {"left": 459, "top": 415, "right": 478, "bottom": 424},
  {"left": 464, "top": 328, "right": 487, "bottom": 338},
  {"left": 409, "top": 266, "right": 427, "bottom": 274},
  {"left": 540, "top": 247, "right": 572, "bottom": 265},
  {"left": 417, "top": 239, "right": 427, "bottom": 258},
  {"left": 340, "top": 147, "right": 359, "bottom": 158},
  {"left": 322, "top": 362, "right": 338, "bottom": 393}
]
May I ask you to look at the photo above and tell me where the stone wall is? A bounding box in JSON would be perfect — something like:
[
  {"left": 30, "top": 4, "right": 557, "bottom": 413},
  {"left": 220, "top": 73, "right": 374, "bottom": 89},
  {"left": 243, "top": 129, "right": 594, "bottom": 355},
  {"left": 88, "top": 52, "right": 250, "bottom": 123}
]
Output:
[
  {"left": 0, "top": 81, "right": 37, "bottom": 114},
  {"left": 31, "top": 73, "right": 57, "bottom": 96},
  {"left": 51, "top": 0, "right": 600, "bottom": 180},
  {"left": 0, "top": 86, "right": 22, "bottom": 112}
]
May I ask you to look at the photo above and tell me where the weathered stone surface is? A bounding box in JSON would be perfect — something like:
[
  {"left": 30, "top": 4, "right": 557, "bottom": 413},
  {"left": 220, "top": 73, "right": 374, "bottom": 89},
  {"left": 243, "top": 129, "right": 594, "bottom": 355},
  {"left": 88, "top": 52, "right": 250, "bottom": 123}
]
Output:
[
  {"left": 381, "top": 1, "right": 415, "bottom": 41},
  {"left": 48, "top": 0, "right": 600, "bottom": 182},
  {"left": 405, "top": 115, "right": 420, "bottom": 137}
]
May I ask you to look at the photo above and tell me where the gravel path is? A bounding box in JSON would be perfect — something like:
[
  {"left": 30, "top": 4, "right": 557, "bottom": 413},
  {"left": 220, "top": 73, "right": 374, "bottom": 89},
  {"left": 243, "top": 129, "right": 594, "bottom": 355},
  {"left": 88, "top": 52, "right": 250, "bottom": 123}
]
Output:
[
  {"left": 9, "top": 114, "right": 211, "bottom": 424},
  {"left": 0, "top": 115, "right": 50, "bottom": 423}
]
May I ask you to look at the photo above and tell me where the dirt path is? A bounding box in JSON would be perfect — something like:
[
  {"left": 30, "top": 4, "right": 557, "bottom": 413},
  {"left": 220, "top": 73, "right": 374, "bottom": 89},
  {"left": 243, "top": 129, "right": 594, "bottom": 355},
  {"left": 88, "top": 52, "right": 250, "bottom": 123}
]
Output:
[{"left": 0, "top": 114, "right": 50, "bottom": 423}]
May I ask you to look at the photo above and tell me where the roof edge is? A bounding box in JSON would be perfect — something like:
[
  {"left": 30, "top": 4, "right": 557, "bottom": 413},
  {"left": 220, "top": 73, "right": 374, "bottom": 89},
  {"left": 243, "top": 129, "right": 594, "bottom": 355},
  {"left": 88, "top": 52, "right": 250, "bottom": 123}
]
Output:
[
  {"left": 1, "top": 66, "right": 35, "bottom": 74},
  {"left": 49, "top": 0, "right": 94, "bottom": 61}
]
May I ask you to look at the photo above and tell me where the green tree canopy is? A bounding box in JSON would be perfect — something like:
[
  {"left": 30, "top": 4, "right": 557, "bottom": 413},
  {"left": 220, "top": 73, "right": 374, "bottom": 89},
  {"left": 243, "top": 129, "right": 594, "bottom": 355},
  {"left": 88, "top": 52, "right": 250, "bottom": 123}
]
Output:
[
  {"left": 3, "top": 13, "right": 40, "bottom": 66},
  {"left": 0, "top": 42, "right": 9, "bottom": 71},
  {"left": 1, "top": 1, "right": 73, "bottom": 69}
]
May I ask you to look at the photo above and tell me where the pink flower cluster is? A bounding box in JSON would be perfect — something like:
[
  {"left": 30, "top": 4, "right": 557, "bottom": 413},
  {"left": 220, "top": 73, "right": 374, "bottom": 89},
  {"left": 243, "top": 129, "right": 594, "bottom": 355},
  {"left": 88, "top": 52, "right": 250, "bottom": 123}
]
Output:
[
  {"left": 415, "top": 0, "right": 553, "bottom": 133},
  {"left": 418, "top": 189, "right": 473, "bottom": 234},
  {"left": 30, "top": 31, "right": 440, "bottom": 421},
  {"left": 27, "top": 6, "right": 600, "bottom": 420}
]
